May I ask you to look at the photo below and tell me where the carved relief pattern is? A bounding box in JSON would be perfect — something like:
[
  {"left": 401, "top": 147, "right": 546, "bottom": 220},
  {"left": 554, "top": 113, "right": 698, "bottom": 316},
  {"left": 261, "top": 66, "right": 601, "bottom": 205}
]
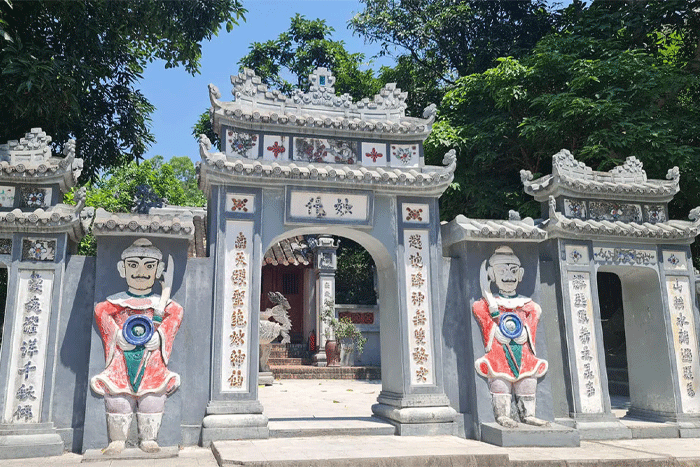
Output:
[
  {"left": 19, "top": 186, "right": 51, "bottom": 208},
  {"left": 390, "top": 144, "right": 419, "bottom": 167},
  {"left": 403, "top": 203, "right": 429, "bottom": 224},
  {"left": 3, "top": 270, "right": 54, "bottom": 423},
  {"left": 222, "top": 222, "right": 254, "bottom": 392},
  {"left": 225, "top": 193, "right": 256, "bottom": 214},
  {"left": 225, "top": 130, "right": 258, "bottom": 158},
  {"left": 21, "top": 238, "right": 56, "bottom": 262},
  {"left": 563, "top": 198, "right": 586, "bottom": 219},
  {"left": 665, "top": 277, "right": 700, "bottom": 412},
  {"left": 263, "top": 135, "right": 287, "bottom": 160},
  {"left": 644, "top": 205, "right": 666, "bottom": 223},
  {"left": 404, "top": 230, "right": 434, "bottom": 385},
  {"left": 0, "top": 186, "right": 15, "bottom": 207},
  {"left": 593, "top": 247, "right": 656, "bottom": 265},
  {"left": 360, "top": 143, "right": 387, "bottom": 167},
  {"left": 566, "top": 272, "right": 604, "bottom": 413},
  {"left": 663, "top": 250, "right": 688, "bottom": 271},
  {"left": 588, "top": 201, "right": 642, "bottom": 222},
  {"left": 0, "top": 238, "right": 11, "bottom": 255},
  {"left": 294, "top": 138, "right": 357, "bottom": 164}
]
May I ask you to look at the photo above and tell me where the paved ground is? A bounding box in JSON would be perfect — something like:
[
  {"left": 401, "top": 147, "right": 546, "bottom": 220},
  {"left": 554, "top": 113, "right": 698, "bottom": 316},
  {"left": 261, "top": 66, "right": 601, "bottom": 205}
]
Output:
[{"left": 2, "top": 380, "right": 699, "bottom": 466}]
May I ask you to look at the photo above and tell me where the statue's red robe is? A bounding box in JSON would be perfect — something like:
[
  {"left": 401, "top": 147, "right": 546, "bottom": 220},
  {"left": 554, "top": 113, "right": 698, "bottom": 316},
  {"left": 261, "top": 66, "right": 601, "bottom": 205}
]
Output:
[
  {"left": 90, "top": 293, "right": 182, "bottom": 397},
  {"left": 472, "top": 296, "right": 548, "bottom": 382}
]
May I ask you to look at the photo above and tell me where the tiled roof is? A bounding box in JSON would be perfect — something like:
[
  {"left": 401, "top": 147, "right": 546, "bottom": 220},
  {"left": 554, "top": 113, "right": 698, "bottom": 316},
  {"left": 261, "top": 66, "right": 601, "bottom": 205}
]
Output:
[
  {"left": 198, "top": 136, "right": 456, "bottom": 196},
  {"left": 521, "top": 150, "right": 679, "bottom": 202},
  {"left": 0, "top": 187, "right": 88, "bottom": 242},
  {"left": 442, "top": 213, "right": 547, "bottom": 248},
  {"left": 0, "top": 128, "right": 83, "bottom": 192},
  {"left": 263, "top": 236, "right": 313, "bottom": 266},
  {"left": 92, "top": 208, "right": 194, "bottom": 239}
]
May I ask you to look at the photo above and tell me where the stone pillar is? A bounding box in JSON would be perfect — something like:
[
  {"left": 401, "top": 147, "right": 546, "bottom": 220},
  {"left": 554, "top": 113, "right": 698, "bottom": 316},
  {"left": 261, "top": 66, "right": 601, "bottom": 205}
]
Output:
[
  {"left": 201, "top": 186, "right": 269, "bottom": 445},
  {"left": 0, "top": 234, "right": 67, "bottom": 458},
  {"left": 312, "top": 235, "right": 338, "bottom": 367}
]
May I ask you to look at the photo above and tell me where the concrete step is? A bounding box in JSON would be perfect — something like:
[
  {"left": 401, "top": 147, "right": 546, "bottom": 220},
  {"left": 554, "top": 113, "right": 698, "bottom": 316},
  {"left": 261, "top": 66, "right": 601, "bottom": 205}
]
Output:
[
  {"left": 270, "top": 364, "right": 380, "bottom": 380},
  {"left": 268, "top": 416, "right": 395, "bottom": 438}
]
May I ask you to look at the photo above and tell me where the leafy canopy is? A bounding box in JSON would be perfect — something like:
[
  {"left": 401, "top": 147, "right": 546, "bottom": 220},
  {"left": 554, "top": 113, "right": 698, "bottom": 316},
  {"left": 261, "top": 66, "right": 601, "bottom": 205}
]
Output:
[
  {"left": 66, "top": 156, "right": 205, "bottom": 254},
  {"left": 0, "top": 0, "right": 245, "bottom": 181},
  {"left": 427, "top": 0, "right": 700, "bottom": 225}
]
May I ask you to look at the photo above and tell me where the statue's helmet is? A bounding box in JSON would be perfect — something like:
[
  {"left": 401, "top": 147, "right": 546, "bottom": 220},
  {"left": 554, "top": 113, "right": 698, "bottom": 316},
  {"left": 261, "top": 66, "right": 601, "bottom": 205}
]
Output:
[
  {"left": 121, "top": 238, "right": 163, "bottom": 261},
  {"left": 488, "top": 246, "right": 520, "bottom": 267}
]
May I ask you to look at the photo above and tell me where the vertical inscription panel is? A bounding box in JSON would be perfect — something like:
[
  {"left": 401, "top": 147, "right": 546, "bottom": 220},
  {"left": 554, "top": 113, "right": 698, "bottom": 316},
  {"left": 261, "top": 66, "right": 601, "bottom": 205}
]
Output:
[
  {"left": 3, "top": 270, "right": 54, "bottom": 423},
  {"left": 566, "top": 272, "right": 604, "bottom": 413},
  {"left": 221, "top": 221, "right": 254, "bottom": 393},
  {"left": 665, "top": 277, "right": 700, "bottom": 413},
  {"left": 403, "top": 229, "right": 434, "bottom": 386}
]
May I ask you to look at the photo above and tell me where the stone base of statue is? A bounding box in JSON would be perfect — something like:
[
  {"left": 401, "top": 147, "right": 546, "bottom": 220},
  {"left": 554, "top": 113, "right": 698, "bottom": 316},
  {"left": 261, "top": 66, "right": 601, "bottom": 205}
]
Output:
[
  {"left": 258, "top": 371, "right": 274, "bottom": 386},
  {"left": 371, "top": 391, "right": 457, "bottom": 436},
  {"left": 83, "top": 446, "right": 179, "bottom": 461},
  {"left": 259, "top": 343, "right": 272, "bottom": 373},
  {"left": 557, "top": 415, "right": 631, "bottom": 440},
  {"left": 0, "top": 423, "right": 63, "bottom": 460},
  {"left": 312, "top": 350, "right": 327, "bottom": 367},
  {"left": 480, "top": 422, "right": 580, "bottom": 447}
]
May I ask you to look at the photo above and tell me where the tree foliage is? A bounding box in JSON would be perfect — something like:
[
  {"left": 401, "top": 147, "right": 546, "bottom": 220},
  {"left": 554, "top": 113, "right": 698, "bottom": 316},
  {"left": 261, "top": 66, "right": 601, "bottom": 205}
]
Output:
[
  {"left": 350, "top": 0, "right": 557, "bottom": 113},
  {"left": 335, "top": 238, "right": 377, "bottom": 305},
  {"left": 0, "top": 1, "right": 245, "bottom": 180},
  {"left": 427, "top": 0, "right": 700, "bottom": 225},
  {"left": 66, "top": 156, "right": 205, "bottom": 254}
]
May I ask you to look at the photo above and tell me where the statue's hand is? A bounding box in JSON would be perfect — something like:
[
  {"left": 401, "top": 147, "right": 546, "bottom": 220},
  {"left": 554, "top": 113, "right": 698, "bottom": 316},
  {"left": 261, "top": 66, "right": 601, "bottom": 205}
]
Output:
[
  {"left": 116, "top": 330, "right": 136, "bottom": 351},
  {"left": 144, "top": 331, "right": 161, "bottom": 351}
]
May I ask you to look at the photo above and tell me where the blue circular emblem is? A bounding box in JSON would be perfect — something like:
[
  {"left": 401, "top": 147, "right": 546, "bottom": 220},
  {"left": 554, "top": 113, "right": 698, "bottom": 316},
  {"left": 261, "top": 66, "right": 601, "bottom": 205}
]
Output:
[
  {"left": 499, "top": 313, "right": 523, "bottom": 340},
  {"left": 122, "top": 315, "right": 154, "bottom": 346}
]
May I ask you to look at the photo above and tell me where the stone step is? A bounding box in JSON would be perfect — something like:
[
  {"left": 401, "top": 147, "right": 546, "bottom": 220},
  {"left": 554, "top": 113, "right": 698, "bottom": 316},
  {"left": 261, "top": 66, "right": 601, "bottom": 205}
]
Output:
[
  {"left": 270, "top": 364, "right": 381, "bottom": 380},
  {"left": 268, "top": 417, "right": 395, "bottom": 438},
  {"left": 607, "top": 366, "right": 629, "bottom": 381},
  {"left": 267, "top": 357, "right": 312, "bottom": 366}
]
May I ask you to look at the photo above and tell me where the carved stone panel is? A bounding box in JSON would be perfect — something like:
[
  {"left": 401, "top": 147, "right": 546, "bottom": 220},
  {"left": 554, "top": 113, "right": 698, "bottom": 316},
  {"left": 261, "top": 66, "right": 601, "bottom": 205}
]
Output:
[
  {"left": 0, "top": 238, "right": 11, "bottom": 255},
  {"left": 3, "top": 270, "right": 54, "bottom": 423},
  {"left": 221, "top": 221, "right": 253, "bottom": 393},
  {"left": 262, "top": 135, "right": 288, "bottom": 161},
  {"left": 644, "top": 205, "right": 667, "bottom": 224},
  {"left": 360, "top": 142, "right": 387, "bottom": 167},
  {"left": 567, "top": 272, "right": 604, "bottom": 413},
  {"left": 403, "top": 203, "right": 430, "bottom": 225},
  {"left": 225, "top": 193, "right": 256, "bottom": 214},
  {"left": 21, "top": 238, "right": 56, "bottom": 262},
  {"left": 0, "top": 186, "right": 15, "bottom": 208},
  {"left": 663, "top": 251, "right": 688, "bottom": 271},
  {"left": 592, "top": 246, "right": 656, "bottom": 266},
  {"left": 389, "top": 144, "right": 419, "bottom": 168},
  {"left": 225, "top": 130, "right": 259, "bottom": 159},
  {"left": 665, "top": 277, "right": 700, "bottom": 413},
  {"left": 588, "top": 201, "right": 642, "bottom": 223},
  {"left": 287, "top": 190, "right": 370, "bottom": 224},
  {"left": 19, "top": 186, "right": 51, "bottom": 209},
  {"left": 293, "top": 138, "right": 357, "bottom": 164},
  {"left": 565, "top": 244, "right": 589, "bottom": 265},
  {"left": 563, "top": 198, "right": 586, "bottom": 219},
  {"left": 403, "top": 229, "right": 434, "bottom": 386}
]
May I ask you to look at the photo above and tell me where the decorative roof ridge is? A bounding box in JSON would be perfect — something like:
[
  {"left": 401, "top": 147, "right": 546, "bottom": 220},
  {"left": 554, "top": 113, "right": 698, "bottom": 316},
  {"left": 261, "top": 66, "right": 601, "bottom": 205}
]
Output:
[
  {"left": 546, "top": 195, "right": 700, "bottom": 240},
  {"left": 208, "top": 68, "right": 435, "bottom": 137},
  {"left": 197, "top": 135, "right": 455, "bottom": 194},
  {"left": 0, "top": 130, "right": 83, "bottom": 190},
  {"left": 92, "top": 208, "right": 194, "bottom": 239},
  {"left": 441, "top": 213, "right": 548, "bottom": 249},
  {"left": 521, "top": 149, "right": 680, "bottom": 198}
]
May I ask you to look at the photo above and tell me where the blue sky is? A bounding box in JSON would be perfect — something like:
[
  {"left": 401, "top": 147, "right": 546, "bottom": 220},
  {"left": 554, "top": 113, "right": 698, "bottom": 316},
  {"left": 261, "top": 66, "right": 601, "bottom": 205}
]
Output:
[{"left": 140, "top": 0, "right": 390, "bottom": 161}]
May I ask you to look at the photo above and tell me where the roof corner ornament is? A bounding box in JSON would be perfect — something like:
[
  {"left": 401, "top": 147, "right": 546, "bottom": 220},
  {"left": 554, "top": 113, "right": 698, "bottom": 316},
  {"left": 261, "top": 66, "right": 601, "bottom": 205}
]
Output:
[
  {"left": 688, "top": 206, "right": 700, "bottom": 223},
  {"left": 667, "top": 166, "right": 680, "bottom": 181},
  {"left": 508, "top": 210, "right": 521, "bottom": 221},
  {"left": 208, "top": 83, "right": 222, "bottom": 107},
  {"left": 422, "top": 103, "right": 437, "bottom": 122},
  {"left": 520, "top": 169, "right": 533, "bottom": 185}
]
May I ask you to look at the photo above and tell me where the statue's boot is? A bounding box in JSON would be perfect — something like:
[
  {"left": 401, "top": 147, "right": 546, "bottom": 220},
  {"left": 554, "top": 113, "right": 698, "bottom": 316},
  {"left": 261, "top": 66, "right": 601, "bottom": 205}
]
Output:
[
  {"left": 491, "top": 393, "right": 518, "bottom": 428},
  {"left": 516, "top": 394, "right": 550, "bottom": 427},
  {"left": 104, "top": 413, "right": 131, "bottom": 455},
  {"left": 137, "top": 412, "right": 162, "bottom": 453}
]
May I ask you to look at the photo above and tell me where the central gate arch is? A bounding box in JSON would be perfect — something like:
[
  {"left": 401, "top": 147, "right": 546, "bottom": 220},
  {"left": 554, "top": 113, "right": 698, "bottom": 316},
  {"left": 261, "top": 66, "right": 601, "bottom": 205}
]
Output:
[{"left": 198, "top": 68, "right": 458, "bottom": 442}]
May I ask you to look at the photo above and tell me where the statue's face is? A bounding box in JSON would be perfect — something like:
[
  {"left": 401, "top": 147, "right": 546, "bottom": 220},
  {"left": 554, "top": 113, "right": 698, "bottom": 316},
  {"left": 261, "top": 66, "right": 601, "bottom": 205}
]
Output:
[
  {"left": 118, "top": 256, "right": 161, "bottom": 293},
  {"left": 491, "top": 262, "right": 523, "bottom": 296}
]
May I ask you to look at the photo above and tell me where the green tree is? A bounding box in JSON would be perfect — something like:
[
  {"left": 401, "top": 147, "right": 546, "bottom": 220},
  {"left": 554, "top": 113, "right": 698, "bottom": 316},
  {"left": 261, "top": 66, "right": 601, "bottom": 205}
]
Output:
[
  {"left": 428, "top": 0, "right": 700, "bottom": 225},
  {"left": 335, "top": 239, "right": 377, "bottom": 305},
  {"left": 193, "top": 15, "right": 383, "bottom": 149},
  {"left": 350, "top": 0, "right": 556, "bottom": 113},
  {"left": 66, "top": 157, "right": 206, "bottom": 254},
  {"left": 0, "top": 1, "right": 245, "bottom": 180}
]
